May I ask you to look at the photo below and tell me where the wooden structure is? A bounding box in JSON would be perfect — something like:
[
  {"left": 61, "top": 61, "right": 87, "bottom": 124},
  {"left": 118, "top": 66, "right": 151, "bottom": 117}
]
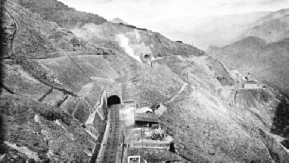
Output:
[
  {"left": 243, "top": 81, "right": 261, "bottom": 89},
  {"left": 134, "top": 113, "right": 158, "bottom": 127},
  {"left": 123, "top": 100, "right": 135, "bottom": 108},
  {"left": 128, "top": 156, "right": 141, "bottom": 163}
]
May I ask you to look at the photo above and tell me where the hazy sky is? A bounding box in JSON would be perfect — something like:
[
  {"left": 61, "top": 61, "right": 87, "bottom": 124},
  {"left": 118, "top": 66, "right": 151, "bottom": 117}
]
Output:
[
  {"left": 58, "top": 0, "right": 288, "bottom": 22},
  {"left": 58, "top": 0, "right": 288, "bottom": 48}
]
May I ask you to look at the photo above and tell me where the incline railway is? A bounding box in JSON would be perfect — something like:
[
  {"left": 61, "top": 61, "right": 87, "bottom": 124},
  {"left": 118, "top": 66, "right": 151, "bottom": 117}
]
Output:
[{"left": 101, "top": 104, "right": 120, "bottom": 163}]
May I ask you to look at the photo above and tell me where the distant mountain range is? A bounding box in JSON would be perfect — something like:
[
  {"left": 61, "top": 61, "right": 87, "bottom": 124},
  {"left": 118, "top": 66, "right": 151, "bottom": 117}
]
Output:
[
  {"left": 188, "top": 11, "right": 272, "bottom": 49},
  {"left": 151, "top": 8, "right": 289, "bottom": 50},
  {"left": 205, "top": 8, "right": 289, "bottom": 49},
  {"left": 149, "top": 11, "right": 270, "bottom": 49},
  {"left": 241, "top": 8, "right": 289, "bottom": 44},
  {"left": 206, "top": 8, "right": 289, "bottom": 95}
]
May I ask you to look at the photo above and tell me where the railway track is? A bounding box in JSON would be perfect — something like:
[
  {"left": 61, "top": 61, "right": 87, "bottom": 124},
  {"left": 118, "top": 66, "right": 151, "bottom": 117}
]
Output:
[{"left": 102, "top": 104, "right": 120, "bottom": 163}]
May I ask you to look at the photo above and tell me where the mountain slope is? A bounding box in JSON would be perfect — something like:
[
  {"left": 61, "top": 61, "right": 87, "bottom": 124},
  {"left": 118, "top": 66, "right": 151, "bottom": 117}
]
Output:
[
  {"left": 209, "top": 36, "right": 289, "bottom": 95},
  {"left": 150, "top": 11, "right": 271, "bottom": 50},
  {"left": 0, "top": 94, "right": 96, "bottom": 162},
  {"left": 59, "top": 20, "right": 289, "bottom": 161},
  {"left": 241, "top": 12, "right": 289, "bottom": 43},
  {"left": 197, "top": 8, "right": 289, "bottom": 49},
  {"left": 208, "top": 36, "right": 267, "bottom": 69},
  {"left": 11, "top": 0, "right": 106, "bottom": 28},
  {"left": 258, "top": 8, "right": 289, "bottom": 23},
  {"left": 1, "top": 0, "right": 289, "bottom": 162},
  {"left": 189, "top": 12, "right": 271, "bottom": 49}
]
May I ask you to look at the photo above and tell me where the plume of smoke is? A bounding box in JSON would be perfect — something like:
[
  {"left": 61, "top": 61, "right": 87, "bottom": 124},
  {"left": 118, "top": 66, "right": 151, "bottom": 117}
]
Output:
[
  {"left": 71, "top": 23, "right": 102, "bottom": 40},
  {"left": 71, "top": 23, "right": 142, "bottom": 62},
  {"left": 115, "top": 34, "right": 141, "bottom": 62},
  {"left": 134, "top": 29, "right": 141, "bottom": 41},
  {"left": 71, "top": 28, "right": 89, "bottom": 39},
  {"left": 82, "top": 23, "right": 99, "bottom": 34}
]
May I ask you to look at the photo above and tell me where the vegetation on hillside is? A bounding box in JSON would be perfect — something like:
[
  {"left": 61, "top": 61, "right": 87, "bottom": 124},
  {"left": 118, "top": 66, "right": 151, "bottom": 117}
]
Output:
[{"left": 13, "top": 0, "right": 106, "bottom": 28}]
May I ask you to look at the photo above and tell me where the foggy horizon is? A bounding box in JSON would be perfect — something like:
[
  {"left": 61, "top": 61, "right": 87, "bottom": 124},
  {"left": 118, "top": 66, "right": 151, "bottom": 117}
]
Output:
[{"left": 58, "top": 0, "right": 288, "bottom": 27}]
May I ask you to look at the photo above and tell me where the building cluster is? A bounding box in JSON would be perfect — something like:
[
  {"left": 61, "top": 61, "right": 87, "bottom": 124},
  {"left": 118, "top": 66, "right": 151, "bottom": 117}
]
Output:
[
  {"left": 125, "top": 103, "right": 173, "bottom": 163},
  {"left": 234, "top": 72, "right": 263, "bottom": 89}
]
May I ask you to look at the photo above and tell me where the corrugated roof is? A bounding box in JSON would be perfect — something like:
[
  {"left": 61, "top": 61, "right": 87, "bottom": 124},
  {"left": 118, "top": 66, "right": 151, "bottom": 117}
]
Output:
[
  {"left": 244, "top": 80, "right": 257, "bottom": 84},
  {"left": 134, "top": 113, "right": 158, "bottom": 123},
  {"left": 123, "top": 100, "right": 134, "bottom": 103}
]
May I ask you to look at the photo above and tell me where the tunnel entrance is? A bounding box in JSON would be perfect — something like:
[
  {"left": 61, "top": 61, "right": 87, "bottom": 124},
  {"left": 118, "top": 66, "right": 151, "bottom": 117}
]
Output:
[
  {"left": 107, "top": 95, "right": 121, "bottom": 107},
  {"left": 144, "top": 54, "right": 150, "bottom": 59}
]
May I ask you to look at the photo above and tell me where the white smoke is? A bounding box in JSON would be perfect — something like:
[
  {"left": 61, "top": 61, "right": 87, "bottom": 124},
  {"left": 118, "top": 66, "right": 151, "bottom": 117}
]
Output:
[
  {"left": 71, "top": 23, "right": 142, "bottom": 62},
  {"left": 115, "top": 34, "right": 141, "bottom": 62},
  {"left": 134, "top": 29, "right": 141, "bottom": 41},
  {"left": 71, "top": 23, "right": 103, "bottom": 40}
]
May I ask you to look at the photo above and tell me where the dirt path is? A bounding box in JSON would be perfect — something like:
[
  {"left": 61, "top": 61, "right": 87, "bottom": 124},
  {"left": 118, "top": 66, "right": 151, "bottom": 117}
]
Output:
[{"left": 164, "top": 82, "right": 188, "bottom": 104}]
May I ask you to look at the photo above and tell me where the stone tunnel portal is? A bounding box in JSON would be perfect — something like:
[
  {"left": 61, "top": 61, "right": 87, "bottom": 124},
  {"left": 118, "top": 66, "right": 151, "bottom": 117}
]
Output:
[{"left": 107, "top": 95, "right": 121, "bottom": 107}]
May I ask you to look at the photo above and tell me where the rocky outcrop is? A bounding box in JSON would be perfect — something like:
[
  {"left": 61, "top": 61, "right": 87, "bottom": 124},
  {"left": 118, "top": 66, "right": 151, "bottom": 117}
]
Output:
[{"left": 0, "top": 94, "right": 96, "bottom": 162}]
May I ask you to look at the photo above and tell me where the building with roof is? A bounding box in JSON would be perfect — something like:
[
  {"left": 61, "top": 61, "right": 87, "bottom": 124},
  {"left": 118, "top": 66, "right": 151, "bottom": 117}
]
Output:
[
  {"left": 134, "top": 113, "right": 158, "bottom": 128},
  {"left": 135, "top": 107, "right": 153, "bottom": 114},
  {"left": 243, "top": 81, "right": 262, "bottom": 89}
]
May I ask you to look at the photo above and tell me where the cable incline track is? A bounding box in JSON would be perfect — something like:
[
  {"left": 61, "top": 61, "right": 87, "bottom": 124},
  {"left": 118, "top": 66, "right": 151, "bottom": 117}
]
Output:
[{"left": 102, "top": 104, "right": 120, "bottom": 163}]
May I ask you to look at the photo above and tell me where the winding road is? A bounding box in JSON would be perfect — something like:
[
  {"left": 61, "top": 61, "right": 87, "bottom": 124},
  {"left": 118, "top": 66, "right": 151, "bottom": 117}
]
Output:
[{"left": 164, "top": 82, "right": 188, "bottom": 104}]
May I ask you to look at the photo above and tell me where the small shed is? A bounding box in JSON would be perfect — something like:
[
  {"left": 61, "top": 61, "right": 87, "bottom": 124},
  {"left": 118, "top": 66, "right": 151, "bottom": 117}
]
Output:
[
  {"left": 123, "top": 100, "right": 135, "bottom": 108},
  {"left": 134, "top": 113, "right": 158, "bottom": 128},
  {"left": 135, "top": 107, "right": 153, "bottom": 114},
  {"left": 243, "top": 81, "right": 260, "bottom": 89},
  {"left": 128, "top": 156, "right": 140, "bottom": 163}
]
